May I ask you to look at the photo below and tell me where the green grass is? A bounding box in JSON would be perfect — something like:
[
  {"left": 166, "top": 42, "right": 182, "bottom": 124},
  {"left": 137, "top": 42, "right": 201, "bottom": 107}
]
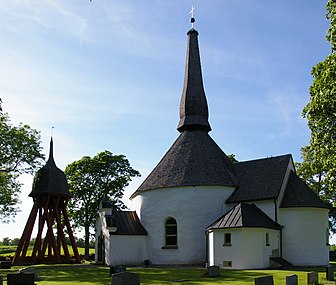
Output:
[
  {"left": 0, "top": 246, "right": 94, "bottom": 258},
  {"left": 0, "top": 265, "right": 334, "bottom": 285}
]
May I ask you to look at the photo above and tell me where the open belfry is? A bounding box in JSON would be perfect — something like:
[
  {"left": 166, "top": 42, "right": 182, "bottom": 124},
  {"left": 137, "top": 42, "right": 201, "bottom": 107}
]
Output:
[{"left": 13, "top": 138, "right": 80, "bottom": 265}]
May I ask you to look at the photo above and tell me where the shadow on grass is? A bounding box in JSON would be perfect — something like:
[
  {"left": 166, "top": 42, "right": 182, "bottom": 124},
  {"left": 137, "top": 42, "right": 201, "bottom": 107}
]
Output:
[{"left": 0, "top": 264, "right": 332, "bottom": 285}]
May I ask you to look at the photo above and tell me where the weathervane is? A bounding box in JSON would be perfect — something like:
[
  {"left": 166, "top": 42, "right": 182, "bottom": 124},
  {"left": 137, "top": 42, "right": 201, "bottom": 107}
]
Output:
[{"left": 190, "top": 5, "right": 195, "bottom": 28}]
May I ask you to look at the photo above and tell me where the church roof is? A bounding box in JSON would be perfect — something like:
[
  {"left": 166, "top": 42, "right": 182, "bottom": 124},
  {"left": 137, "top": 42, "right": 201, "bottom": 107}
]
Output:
[
  {"left": 131, "top": 130, "right": 237, "bottom": 196},
  {"left": 130, "top": 27, "right": 237, "bottom": 198},
  {"left": 207, "top": 203, "right": 281, "bottom": 230},
  {"left": 29, "top": 138, "right": 70, "bottom": 198},
  {"left": 226, "top": 155, "right": 291, "bottom": 203},
  {"left": 177, "top": 28, "right": 211, "bottom": 133},
  {"left": 107, "top": 211, "right": 147, "bottom": 235},
  {"left": 280, "top": 170, "right": 330, "bottom": 209}
]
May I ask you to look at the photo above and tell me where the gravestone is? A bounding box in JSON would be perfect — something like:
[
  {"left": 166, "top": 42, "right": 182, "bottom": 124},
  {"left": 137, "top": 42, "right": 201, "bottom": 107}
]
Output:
[
  {"left": 110, "top": 265, "right": 126, "bottom": 276},
  {"left": 254, "top": 275, "right": 274, "bottom": 285},
  {"left": 327, "top": 265, "right": 335, "bottom": 281},
  {"left": 7, "top": 272, "right": 35, "bottom": 285},
  {"left": 0, "top": 261, "right": 11, "bottom": 269},
  {"left": 286, "top": 274, "right": 298, "bottom": 285},
  {"left": 207, "top": 265, "right": 220, "bottom": 277},
  {"left": 111, "top": 272, "right": 140, "bottom": 285},
  {"left": 18, "top": 268, "right": 39, "bottom": 280},
  {"left": 307, "top": 271, "right": 318, "bottom": 285}
]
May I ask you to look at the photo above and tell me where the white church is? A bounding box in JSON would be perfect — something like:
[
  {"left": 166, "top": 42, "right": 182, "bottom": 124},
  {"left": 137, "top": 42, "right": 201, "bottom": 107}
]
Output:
[{"left": 95, "top": 23, "right": 330, "bottom": 269}]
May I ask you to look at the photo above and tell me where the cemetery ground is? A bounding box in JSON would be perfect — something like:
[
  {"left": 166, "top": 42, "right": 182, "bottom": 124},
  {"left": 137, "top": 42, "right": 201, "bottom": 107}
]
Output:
[
  {"left": 0, "top": 246, "right": 335, "bottom": 284},
  {"left": 0, "top": 263, "right": 335, "bottom": 284}
]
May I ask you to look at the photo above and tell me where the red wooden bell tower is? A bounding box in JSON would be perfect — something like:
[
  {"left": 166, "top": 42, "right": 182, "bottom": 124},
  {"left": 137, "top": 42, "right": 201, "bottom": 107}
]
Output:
[{"left": 13, "top": 138, "right": 81, "bottom": 265}]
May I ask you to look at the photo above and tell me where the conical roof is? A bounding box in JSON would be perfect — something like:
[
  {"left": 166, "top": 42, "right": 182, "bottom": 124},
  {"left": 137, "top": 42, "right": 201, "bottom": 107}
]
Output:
[
  {"left": 29, "top": 138, "right": 70, "bottom": 198},
  {"left": 177, "top": 28, "right": 211, "bottom": 132},
  {"left": 131, "top": 26, "right": 237, "bottom": 198},
  {"left": 132, "top": 130, "right": 237, "bottom": 196}
]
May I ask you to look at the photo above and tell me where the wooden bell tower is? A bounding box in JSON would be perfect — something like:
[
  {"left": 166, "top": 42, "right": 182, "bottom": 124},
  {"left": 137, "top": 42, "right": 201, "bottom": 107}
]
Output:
[{"left": 13, "top": 138, "right": 81, "bottom": 265}]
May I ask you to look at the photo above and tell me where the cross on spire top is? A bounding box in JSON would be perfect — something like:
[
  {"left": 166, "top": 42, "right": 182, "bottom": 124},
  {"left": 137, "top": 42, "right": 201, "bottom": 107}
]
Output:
[{"left": 190, "top": 5, "right": 195, "bottom": 28}]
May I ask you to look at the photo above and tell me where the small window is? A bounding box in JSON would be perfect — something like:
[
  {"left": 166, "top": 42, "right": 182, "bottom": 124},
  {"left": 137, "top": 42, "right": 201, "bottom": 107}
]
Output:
[
  {"left": 266, "top": 233, "right": 270, "bottom": 246},
  {"left": 223, "top": 233, "right": 231, "bottom": 246},
  {"left": 223, "top": 260, "right": 232, "bottom": 267},
  {"left": 164, "top": 218, "right": 177, "bottom": 248},
  {"left": 326, "top": 228, "right": 330, "bottom": 246}
]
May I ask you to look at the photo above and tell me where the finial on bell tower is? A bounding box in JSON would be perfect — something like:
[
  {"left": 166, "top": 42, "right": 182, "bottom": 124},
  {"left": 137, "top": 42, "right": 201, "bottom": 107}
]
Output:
[{"left": 190, "top": 5, "right": 195, "bottom": 28}]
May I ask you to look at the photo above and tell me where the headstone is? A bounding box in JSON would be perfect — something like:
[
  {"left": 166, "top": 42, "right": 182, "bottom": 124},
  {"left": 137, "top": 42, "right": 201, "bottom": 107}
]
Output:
[
  {"left": 207, "top": 265, "right": 220, "bottom": 277},
  {"left": 327, "top": 265, "right": 335, "bottom": 281},
  {"left": 254, "top": 275, "right": 274, "bottom": 285},
  {"left": 0, "top": 261, "right": 11, "bottom": 269},
  {"left": 111, "top": 272, "right": 140, "bottom": 285},
  {"left": 18, "top": 267, "right": 39, "bottom": 280},
  {"left": 110, "top": 265, "right": 126, "bottom": 276},
  {"left": 7, "top": 272, "right": 35, "bottom": 285},
  {"left": 286, "top": 274, "right": 298, "bottom": 285},
  {"left": 307, "top": 271, "right": 318, "bottom": 285}
]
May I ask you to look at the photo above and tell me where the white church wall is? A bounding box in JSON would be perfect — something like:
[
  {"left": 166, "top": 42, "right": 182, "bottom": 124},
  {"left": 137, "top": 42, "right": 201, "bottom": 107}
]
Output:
[
  {"left": 252, "top": 200, "right": 276, "bottom": 221},
  {"left": 107, "top": 235, "right": 148, "bottom": 266},
  {"left": 209, "top": 228, "right": 279, "bottom": 269},
  {"left": 139, "top": 185, "right": 235, "bottom": 264},
  {"left": 279, "top": 207, "right": 329, "bottom": 266}
]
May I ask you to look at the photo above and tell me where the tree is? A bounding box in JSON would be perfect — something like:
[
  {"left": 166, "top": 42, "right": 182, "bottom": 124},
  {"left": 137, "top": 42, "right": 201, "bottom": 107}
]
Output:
[
  {"left": 0, "top": 112, "right": 44, "bottom": 222},
  {"left": 65, "top": 150, "right": 140, "bottom": 259},
  {"left": 1, "top": 237, "right": 11, "bottom": 246},
  {"left": 227, "top": 154, "right": 238, "bottom": 163},
  {"left": 296, "top": 0, "right": 336, "bottom": 232}
]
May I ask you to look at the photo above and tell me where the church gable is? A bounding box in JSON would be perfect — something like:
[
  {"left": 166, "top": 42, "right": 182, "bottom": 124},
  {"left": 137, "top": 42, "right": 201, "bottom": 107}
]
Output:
[
  {"left": 280, "top": 170, "right": 329, "bottom": 209},
  {"left": 226, "top": 154, "right": 292, "bottom": 203}
]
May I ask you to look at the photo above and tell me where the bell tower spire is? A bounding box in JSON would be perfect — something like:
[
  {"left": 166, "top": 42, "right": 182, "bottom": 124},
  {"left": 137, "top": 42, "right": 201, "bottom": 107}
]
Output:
[{"left": 177, "top": 9, "right": 211, "bottom": 133}]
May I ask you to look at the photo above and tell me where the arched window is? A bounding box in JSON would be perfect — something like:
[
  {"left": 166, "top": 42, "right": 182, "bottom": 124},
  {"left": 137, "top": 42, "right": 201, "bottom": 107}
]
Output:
[{"left": 165, "top": 218, "right": 177, "bottom": 247}]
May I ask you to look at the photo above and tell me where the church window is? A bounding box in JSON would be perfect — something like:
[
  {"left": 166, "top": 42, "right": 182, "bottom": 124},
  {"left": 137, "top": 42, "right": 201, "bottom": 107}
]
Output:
[
  {"left": 326, "top": 228, "right": 330, "bottom": 245},
  {"left": 266, "top": 233, "right": 270, "bottom": 246},
  {"left": 223, "top": 233, "right": 231, "bottom": 246},
  {"left": 164, "top": 218, "right": 178, "bottom": 248}
]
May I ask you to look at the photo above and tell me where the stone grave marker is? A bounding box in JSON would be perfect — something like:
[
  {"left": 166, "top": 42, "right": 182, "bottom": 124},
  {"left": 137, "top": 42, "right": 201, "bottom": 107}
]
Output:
[
  {"left": 307, "top": 271, "right": 318, "bottom": 285},
  {"left": 0, "top": 261, "right": 11, "bottom": 269},
  {"left": 254, "top": 275, "right": 274, "bottom": 285},
  {"left": 111, "top": 272, "right": 140, "bottom": 285},
  {"left": 7, "top": 272, "right": 35, "bottom": 285},
  {"left": 207, "top": 265, "right": 220, "bottom": 277},
  {"left": 286, "top": 274, "right": 298, "bottom": 285},
  {"left": 327, "top": 265, "right": 335, "bottom": 281}
]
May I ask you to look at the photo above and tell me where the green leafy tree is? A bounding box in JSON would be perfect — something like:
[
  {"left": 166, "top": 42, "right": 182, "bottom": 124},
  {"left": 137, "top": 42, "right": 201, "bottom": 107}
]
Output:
[
  {"left": 296, "top": 0, "right": 336, "bottom": 232},
  {"left": 0, "top": 111, "right": 44, "bottom": 222},
  {"left": 65, "top": 150, "right": 140, "bottom": 259},
  {"left": 1, "top": 237, "right": 11, "bottom": 246},
  {"left": 227, "top": 154, "right": 238, "bottom": 163}
]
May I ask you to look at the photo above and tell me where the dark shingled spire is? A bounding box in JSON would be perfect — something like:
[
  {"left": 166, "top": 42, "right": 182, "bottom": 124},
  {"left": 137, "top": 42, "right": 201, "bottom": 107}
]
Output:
[
  {"left": 29, "top": 137, "right": 70, "bottom": 198},
  {"left": 130, "top": 25, "right": 237, "bottom": 198},
  {"left": 177, "top": 28, "right": 211, "bottom": 132}
]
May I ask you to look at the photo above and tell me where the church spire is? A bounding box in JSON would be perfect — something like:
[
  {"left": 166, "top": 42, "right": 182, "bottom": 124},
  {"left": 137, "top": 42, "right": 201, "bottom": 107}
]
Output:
[
  {"left": 48, "top": 136, "right": 56, "bottom": 166},
  {"left": 177, "top": 13, "right": 211, "bottom": 133}
]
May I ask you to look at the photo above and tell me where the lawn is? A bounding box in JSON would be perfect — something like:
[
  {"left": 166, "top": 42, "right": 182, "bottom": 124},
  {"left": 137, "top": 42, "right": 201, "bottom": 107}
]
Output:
[
  {"left": 0, "top": 245, "right": 94, "bottom": 259},
  {"left": 0, "top": 264, "right": 334, "bottom": 285}
]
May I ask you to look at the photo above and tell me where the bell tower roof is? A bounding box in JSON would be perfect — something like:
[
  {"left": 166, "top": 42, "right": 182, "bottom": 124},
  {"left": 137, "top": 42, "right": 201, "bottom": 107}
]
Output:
[{"left": 29, "top": 137, "right": 70, "bottom": 198}]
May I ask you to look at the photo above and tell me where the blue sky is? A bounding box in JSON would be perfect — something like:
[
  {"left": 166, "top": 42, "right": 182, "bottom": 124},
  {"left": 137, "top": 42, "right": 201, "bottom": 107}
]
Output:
[{"left": 0, "top": 1, "right": 334, "bottom": 242}]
